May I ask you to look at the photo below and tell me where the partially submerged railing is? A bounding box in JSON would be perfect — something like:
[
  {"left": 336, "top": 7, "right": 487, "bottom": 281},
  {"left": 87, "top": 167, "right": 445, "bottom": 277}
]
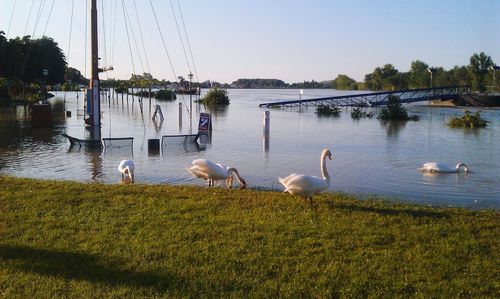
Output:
[{"left": 258, "top": 86, "right": 471, "bottom": 108}]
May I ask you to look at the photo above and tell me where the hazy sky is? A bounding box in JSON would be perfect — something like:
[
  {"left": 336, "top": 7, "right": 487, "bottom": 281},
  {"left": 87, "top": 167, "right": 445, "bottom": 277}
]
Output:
[{"left": 1, "top": 0, "right": 499, "bottom": 83}]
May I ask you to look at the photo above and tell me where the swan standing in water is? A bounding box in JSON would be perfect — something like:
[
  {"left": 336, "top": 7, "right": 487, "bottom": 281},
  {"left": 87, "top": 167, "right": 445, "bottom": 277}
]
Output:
[
  {"left": 419, "top": 162, "right": 469, "bottom": 173},
  {"left": 186, "top": 159, "right": 247, "bottom": 189},
  {"left": 118, "top": 160, "right": 135, "bottom": 182},
  {"left": 279, "top": 148, "right": 332, "bottom": 204}
]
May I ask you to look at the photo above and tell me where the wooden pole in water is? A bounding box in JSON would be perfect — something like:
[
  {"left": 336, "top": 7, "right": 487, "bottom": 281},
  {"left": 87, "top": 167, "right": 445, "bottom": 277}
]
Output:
[
  {"left": 178, "top": 102, "right": 183, "bottom": 130},
  {"left": 263, "top": 110, "right": 270, "bottom": 152}
]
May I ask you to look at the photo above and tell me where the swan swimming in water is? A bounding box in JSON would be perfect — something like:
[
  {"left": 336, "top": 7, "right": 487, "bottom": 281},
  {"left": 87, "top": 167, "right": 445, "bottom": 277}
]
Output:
[
  {"left": 419, "top": 162, "right": 469, "bottom": 173},
  {"left": 186, "top": 159, "right": 247, "bottom": 189},
  {"left": 279, "top": 148, "right": 332, "bottom": 204},
  {"left": 118, "top": 160, "right": 135, "bottom": 182}
]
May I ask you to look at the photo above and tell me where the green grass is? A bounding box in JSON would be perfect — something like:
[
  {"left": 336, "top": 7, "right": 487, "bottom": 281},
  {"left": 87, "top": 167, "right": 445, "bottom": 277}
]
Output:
[{"left": 0, "top": 176, "right": 498, "bottom": 298}]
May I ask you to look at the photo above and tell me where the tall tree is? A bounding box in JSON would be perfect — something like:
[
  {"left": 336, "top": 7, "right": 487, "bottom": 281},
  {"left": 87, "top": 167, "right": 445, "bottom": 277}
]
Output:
[
  {"left": 365, "top": 64, "right": 404, "bottom": 91},
  {"left": 469, "top": 52, "right": 494, "bottom": 93},
  {"left": 409, "top": 60, "right": 430, "bottom": 88},
  {"left": 333, "top": 74, "right": 358, "bottom": 90}
]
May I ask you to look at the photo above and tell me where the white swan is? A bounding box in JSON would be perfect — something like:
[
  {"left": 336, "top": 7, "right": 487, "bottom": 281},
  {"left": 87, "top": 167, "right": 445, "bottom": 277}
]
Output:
[
  {"left": 118, "top": 160, "right": 135, "bottom": 182},
  {"left": 186, "top": 159, "right": 247, "bottom": 189},
  {"left": 279, "top": 148, "right": 332, "bottom": 203},
  {"left": 419, "top": 162, "right": 469, "bottom": 173}
]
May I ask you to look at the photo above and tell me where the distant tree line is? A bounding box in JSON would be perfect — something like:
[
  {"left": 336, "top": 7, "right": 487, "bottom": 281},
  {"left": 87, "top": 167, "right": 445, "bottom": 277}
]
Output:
[
  {"left": 228, "top": 52, "right": 496, "bottom": 93},
  {"left": 363, "top": 52, "right": 495, "bottom": 93},
  {"left": 231, "top": 78, "right": 288, "bottom": 88}
]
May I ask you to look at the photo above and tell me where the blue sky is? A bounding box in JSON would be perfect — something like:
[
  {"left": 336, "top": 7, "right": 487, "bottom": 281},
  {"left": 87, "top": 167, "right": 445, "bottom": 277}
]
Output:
[{"left": 1, "top": 0, "right": 499, "bottom": 83}]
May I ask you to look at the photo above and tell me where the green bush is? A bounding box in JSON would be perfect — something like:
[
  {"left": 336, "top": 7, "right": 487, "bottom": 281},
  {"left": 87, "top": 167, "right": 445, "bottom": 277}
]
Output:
[
  {"left": 155, "top": 89, "right": 176, "bottom": 101},
  {"left": 316, "top": 104, "right": 341, "bottom": 116},
  {"left": 351, "top": 107, "right": 374, "bottom": 119},
  {"left": 378, "top": 95, "right": 419, "bottom": 121},
  {"left": 135, "top": 90, "right": 153, "bottom": 97},
  {"left": 447, "top": 110, "right": 489, "bottom": 128},
  {"left": 200, "top": 88, "right": 230, "bottom": 105}
]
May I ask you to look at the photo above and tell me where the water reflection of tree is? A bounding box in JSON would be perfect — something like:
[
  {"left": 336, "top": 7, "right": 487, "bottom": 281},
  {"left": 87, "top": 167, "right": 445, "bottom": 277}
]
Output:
[
  {"left": 50, "top": 99, "right": 66, "bottom": 123},
  {"left": 203, "top": 104, "right": 228, "bottom": 117},
  {"left": 0, "top": 107, "right": 22, "bottom": 146},
  {"left": 380, "top": 120, "right": 407, "bottom": 136}
]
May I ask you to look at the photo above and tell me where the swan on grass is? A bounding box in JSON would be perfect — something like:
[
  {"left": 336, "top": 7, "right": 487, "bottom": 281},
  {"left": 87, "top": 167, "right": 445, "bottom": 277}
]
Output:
[
  {"left": 279, "top": 148, "right": 332, "bottom": 204},
  {"left": 118, "top": 160, "right": 135, "bottom": 182},
  {"left": 419, "top": 162, "right": 469, "bottom": 173},
  {"left": 186, "top": 159, "right": 247, "bottom": 189}
]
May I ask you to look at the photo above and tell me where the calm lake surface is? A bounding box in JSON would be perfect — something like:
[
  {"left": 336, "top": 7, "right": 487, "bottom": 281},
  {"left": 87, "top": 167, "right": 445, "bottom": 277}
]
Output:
[{"left": 1, "top": 89, "right": 499, "bottom": 209}]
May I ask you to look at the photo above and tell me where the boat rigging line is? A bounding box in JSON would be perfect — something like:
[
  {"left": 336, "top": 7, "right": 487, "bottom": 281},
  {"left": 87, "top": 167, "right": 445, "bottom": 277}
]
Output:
[
  {"left": 133, "top": 0, "right": 151, "bottom": 75},
  {"left": 42, "top": 0, "right": 56, "bottom": 36},
  {"left": 148, "top": 0, "right": 189, "bottom": 114},
  {"left": 7, "top": 0, "right": 16, "bottom": 38},
  {"left": 169, "top": 0, "right": 192, "bottom": 75},
  {"left": 176, "top": 0, "right": 199, "bottom": 84},
  {"left": 32, "top": 0, "right": 47, "bottom": 38},
  {"left": 23, "top": 0, "right": 35, "bottom": 37},
  {"left": 100, "top": 0, "right": 108, "bottom": 79},
  {"left": 122, "top": 1, "right": 146, "bottom": 75}
]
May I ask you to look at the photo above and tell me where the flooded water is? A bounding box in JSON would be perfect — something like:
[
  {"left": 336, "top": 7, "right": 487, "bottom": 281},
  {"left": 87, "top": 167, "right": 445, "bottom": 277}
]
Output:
[{"left": 1, "top": 89, "right": 499, "bottom": 209}]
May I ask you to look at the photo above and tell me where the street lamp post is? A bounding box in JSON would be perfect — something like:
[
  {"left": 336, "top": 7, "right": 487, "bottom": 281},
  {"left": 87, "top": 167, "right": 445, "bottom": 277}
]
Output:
[
  {"left": 428, "top": 68, "right": 433, "bottom": 89},
  {"left": 490, "top": 65, "right": 497, "bottom": 95},
  {"left": 42, "top": 69, "right": 48, "bottom": 103}
]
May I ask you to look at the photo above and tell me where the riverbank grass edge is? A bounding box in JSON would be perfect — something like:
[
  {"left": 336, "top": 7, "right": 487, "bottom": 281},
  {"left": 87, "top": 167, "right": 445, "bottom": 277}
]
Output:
[{"left": 0, "top": 176, "right": 498, "bottom": 297}]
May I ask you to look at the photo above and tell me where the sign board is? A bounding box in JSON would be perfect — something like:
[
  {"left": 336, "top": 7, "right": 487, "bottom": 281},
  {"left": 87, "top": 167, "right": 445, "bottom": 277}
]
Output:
[
  {"left": 299, "top": 89, "right": 304, "bottom": 95},
  {"left": 198, "top": 112, "right": 212, "bottom": 132}
]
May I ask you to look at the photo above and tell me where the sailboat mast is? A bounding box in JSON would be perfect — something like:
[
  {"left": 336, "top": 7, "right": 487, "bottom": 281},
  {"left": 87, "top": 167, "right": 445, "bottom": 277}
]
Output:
[{"left": 89, "top": 0, "right": 101, "bottom": 132}]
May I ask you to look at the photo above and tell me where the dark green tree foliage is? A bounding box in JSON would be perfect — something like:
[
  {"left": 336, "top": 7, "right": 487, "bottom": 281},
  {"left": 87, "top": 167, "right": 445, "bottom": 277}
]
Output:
[
  {"left": 469, "top": 52, "right": 494, "bottom": 93},
  {"left": 377, "top": 95, "right": 416, "bottom": 120},
  {"left": 351, "top": 108, "right": 374, "bottom": 119},
  {"left": 0, "top": 34, "right": 65, "bottom": 84},
  {"left": 231, "top": 78, "right": 287, "bottom": 88},
  {"left": 409, "top": 60, "right": 429, "bottom": 88},
  {"left": 154, "top": 89, "right": 176, "bottom": 101},
  {"left": 316, "top": 105, "right": 341, "bottom": 116},
  {"left": 364, "top": 64, "right": 407, "bottom": 91},
  {"left": 333, "top": 74, "right": 358, "bottom": 90},
  {"left": 201, "top": 88, "right": 230, "bottom": 105},
  {"left": 447, "top": 110, "right": 489, "bottom": 128},
  {"left": 1, "top": 35, "right": 66, "bottom": 84},
  {"left": 65, "top": 67, "right": 88, "bottom": 86}
]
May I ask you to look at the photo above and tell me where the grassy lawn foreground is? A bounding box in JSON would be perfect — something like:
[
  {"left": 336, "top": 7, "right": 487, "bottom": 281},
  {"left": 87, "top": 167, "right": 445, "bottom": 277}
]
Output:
[{"left": 0, "top": 176, "right": 498, "bottom": 297}]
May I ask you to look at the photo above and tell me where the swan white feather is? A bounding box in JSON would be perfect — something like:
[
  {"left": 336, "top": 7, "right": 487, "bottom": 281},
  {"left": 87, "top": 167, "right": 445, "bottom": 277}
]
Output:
[
  {"left": 419, "top": 162, "right": 469, "bottom": 173},
  {"left": 279, "top": 149, "right": 332, "bottom": 203},
  {"left": 187, "top": 159, "right": 246, "bottom": 188},
  {"left": 118, "top": 160, "right": 135, "bottom": 181}
]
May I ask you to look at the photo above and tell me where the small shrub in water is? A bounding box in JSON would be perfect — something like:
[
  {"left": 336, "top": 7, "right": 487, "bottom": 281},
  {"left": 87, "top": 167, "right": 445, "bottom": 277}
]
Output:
[
  {"left": 351, "top": 107, "right": 374, "bottom": 119},
  {"left": 155, "top": 89, "right": 176, "bottom": 101},
  {"left": 316, "top": 104, "right": 341, "bottom": 116},
  {"left": 447, "top": 110, "right": 489, "bottom": 128},
  {"left": 378, "top": 95, "right": 418, "bottom": 121},
  {"left": 201, "top": 88, "right": 230, "bottom": 105}
]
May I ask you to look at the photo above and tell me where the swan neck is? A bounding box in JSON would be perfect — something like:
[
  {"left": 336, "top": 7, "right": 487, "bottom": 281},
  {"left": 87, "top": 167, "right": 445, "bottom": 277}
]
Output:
[
  {"left": 320, "top": 152, "right": 330, "bottom": 182},
  {"left": 456, "top": 163, "right": 468, "bottom": 172},
  {"left": 228, "top": 167, "right": 245, "bottom": 185}
]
